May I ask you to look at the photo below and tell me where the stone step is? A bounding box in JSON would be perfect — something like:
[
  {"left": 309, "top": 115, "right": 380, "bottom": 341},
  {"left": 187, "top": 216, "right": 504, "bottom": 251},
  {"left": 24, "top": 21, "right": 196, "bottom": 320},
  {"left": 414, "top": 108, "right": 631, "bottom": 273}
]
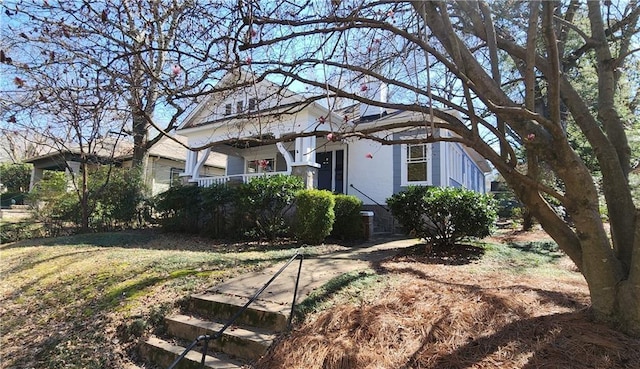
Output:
[
  {"left": 165, "top": 314, "right": 276, "bottom": 362},
  {"left": 188, "top": 292, "right": 290, "bottom": 333},
  {"left": 140, "top": 336, "right": 243, "bottom": 369}
]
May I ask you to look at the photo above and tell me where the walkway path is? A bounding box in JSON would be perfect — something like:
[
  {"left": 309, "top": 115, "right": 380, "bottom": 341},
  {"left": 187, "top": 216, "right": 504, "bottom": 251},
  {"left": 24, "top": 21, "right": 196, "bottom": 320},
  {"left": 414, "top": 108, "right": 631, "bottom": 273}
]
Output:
[
  {"left": 139, "top": 236, "right": 421, "bottom": 369},
  {"left": 209, "top": 236, "right": 420, "bottom": 313}
]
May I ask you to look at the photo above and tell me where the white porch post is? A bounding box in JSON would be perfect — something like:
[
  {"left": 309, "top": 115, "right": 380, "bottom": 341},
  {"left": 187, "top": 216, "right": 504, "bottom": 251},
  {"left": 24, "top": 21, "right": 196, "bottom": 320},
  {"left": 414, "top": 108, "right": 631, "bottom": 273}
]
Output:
[
  {"left": 191, "top": 148, "right": 211, "bottom": 181},
  {"left": 180, "top": 150, "right": 198, "bottom": 185},
  {"left": 276, "top": 139, "right": 293, "bottom": 174},
  {"left": 291, "top": 135, "right": 320, "bottom": 189},
  {"left": 29, "top": 167, "right": 44, "bottom": 191}
]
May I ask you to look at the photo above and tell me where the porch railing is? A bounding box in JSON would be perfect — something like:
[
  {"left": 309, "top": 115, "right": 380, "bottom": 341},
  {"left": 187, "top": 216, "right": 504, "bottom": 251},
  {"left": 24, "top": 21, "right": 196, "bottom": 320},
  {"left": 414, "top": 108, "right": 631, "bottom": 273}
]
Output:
[{"left": 192, "top": 171, "right": 287, "bottom": 187}]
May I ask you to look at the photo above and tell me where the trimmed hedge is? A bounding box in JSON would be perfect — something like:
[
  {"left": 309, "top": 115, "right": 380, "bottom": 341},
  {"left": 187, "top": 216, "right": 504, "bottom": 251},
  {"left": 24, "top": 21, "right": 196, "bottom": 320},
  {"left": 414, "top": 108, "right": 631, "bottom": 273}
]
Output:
[
  {"left": 293, "top": 189, "right": 335, "bottom": 244},
  {"left": 331, "top": 194, "right": 363, "bottom": 240},
  {"left": 234, "top": 174, "right": 304, "bottom": 240},
  {"left": 154, "top": 175, "right": 304, "bottom": 240},
  {"left": 387, "top": 186, "right": 497, "bottom": 247},
  {"left": 153, "top": 184, "right": 203, "bottom": 233}
]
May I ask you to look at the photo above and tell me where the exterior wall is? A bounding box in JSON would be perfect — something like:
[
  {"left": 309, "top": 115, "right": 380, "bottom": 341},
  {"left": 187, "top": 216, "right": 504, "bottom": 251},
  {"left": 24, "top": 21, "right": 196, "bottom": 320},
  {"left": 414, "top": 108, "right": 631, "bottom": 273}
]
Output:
[
  {"left": 227, "top": 156, "right": 245, "bottom": 176},
  {"left": 148, "top": 157, "right": 223, "bottom": 195},
  {"left": 441, "top": 141, "right": 486, "bottom": 193},
  {"left": 431, "top": 142, "right": 442, "bottom": 187},
  {"left": 148, "top": 157, "right": 178, "bottom": 195},
  {"left": 346, "top": 136, "right": 394, "bottom": 206}
]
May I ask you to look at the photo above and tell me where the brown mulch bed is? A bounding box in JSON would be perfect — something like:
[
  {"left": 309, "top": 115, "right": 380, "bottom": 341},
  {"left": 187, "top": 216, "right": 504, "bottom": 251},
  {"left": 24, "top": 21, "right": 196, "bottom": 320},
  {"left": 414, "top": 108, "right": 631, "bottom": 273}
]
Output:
[{"left": 254, "top": 229, "right": 640, "bottom": 369}]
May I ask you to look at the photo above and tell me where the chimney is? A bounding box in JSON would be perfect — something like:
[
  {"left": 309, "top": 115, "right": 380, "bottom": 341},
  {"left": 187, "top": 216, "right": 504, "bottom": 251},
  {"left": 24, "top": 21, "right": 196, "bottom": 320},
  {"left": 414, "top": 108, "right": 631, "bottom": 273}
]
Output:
[{"left": 359, "top": 81, "right": 388, "bottom": 121}]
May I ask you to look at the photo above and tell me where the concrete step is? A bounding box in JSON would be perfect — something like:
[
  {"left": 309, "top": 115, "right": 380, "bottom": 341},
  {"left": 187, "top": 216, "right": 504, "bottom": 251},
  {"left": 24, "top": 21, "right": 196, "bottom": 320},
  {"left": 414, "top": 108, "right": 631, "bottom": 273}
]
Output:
[
  {"left": 165, "top": 314, "right": 276, "bottom": 362},
  {"left": 139, "top": 336, "right": 243, "bottom": 369},
  {"left": 188, "top": 293, "right": 290, "bottom": 333}
]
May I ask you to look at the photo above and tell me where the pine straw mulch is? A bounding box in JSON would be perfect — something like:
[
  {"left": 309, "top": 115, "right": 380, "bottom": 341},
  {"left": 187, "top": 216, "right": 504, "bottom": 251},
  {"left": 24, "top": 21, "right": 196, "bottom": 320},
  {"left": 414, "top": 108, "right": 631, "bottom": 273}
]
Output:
[{"left": 254, "top": 244, "right": 640, "bottom": 368}]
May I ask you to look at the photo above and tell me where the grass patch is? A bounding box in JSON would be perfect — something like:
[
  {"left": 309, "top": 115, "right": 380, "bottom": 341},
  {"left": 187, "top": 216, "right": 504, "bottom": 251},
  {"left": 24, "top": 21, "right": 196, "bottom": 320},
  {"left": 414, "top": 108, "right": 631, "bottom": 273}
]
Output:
[
  {"left": 471, "top": 238, "right": 576, "bottom": 277},
  {"left": 0, "top": 230, "right": 339, "bottom": 368},
  {"left": 295, "top": 270, "right": 387, "bottom": 319}
]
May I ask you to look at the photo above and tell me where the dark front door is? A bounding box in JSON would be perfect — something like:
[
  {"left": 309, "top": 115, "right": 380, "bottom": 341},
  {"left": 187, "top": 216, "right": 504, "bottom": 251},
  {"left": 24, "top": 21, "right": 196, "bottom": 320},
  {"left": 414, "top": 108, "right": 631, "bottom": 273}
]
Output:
[{"left": 317, "top": 151, "right": 332, "bottom": 191}]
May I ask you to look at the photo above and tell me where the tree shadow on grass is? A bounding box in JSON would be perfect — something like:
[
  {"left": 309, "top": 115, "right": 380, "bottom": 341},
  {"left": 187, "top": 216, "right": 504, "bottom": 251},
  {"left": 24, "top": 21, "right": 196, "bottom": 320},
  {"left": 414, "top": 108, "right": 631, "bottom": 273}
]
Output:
[
  {"left": 293, "top": 270, "right": 377, "bottom": 321},
  {"left": 3, "top": 229, "right": 333, "bottom": 253},
  {"left": 392, "top": 242, "right": 485, "bottom": 265},
  {"left": 507, "top": 240, "right": 565, "bottom": 261},
  {"left": 402, "top": 310, "right": 639, "bottom": 369}
]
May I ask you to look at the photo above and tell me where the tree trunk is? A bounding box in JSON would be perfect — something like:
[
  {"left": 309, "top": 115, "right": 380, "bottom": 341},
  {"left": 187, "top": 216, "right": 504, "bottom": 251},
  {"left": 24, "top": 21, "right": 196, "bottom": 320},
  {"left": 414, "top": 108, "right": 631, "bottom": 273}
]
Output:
[
  {"left": 416, "top": 2, "right": 639, "bottom": 336},
  {"left": 521, "top": 151, "right": 539, "bottom": 231},
  {"left": 131, "top": 110, "right": 150, "bottom": 193},
  {"left": 80, "top": 160, "right": 90, "bottom": 233}
]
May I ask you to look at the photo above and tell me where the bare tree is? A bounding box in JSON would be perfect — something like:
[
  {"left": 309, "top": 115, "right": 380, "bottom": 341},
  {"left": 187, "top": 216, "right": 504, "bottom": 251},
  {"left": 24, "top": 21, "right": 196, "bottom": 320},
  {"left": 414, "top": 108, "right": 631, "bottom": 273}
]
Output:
[
  {"left": 226, "top": 1, "right": 640, "bottom": 335},
  {"left": 1, "top": 53, "right": 132, "bottom": 231},
  {"left": 1, "top": 0, "right": 236, "bottom": 174}
]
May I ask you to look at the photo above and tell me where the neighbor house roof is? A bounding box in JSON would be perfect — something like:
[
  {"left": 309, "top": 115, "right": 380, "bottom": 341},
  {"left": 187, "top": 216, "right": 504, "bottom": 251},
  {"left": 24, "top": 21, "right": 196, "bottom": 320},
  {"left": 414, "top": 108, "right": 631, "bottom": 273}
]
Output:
[{"left": 24, "top": 134, "right": 225, "bottom": 169}]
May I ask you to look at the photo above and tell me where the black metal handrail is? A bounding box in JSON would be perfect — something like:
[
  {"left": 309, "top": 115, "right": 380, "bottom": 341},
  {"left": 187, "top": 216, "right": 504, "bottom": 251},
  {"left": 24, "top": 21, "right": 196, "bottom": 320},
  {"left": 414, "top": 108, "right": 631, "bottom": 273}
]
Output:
[
  {"left": 167, "top": 248, "right": 304, "bottom": 369},
  {"left": 350, "top": 184, "right": 389, "bottom": 211}
]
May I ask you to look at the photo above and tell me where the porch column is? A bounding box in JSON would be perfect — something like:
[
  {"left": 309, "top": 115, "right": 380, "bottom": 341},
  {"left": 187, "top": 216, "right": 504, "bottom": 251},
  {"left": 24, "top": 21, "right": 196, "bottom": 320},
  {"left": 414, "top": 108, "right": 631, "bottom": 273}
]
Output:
[
  {"left": 183, "top": 150, "right": 198, "bottom": 177},
  {"left": 191, "top": 148, "right": 211, "bottom": 180},
  {"left": 65, "top": 161, "right": 81, "bottom": 191},
  {"left": 29, "top": 166, "right": 44, "bottom": 191},
  {"left": 291, "top": 135, "right": 320, "bottom": 189},
  {"left": 291, "top": 164, "right": 319, "bottom": 189},
  {"left": 66, "top": 161, "right": 81, "bottom": 175}
]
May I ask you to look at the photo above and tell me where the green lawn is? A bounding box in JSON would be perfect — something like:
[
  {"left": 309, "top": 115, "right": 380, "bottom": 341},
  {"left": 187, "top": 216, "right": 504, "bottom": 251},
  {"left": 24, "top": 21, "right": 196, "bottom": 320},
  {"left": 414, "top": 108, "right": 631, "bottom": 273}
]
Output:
[
  {"left": 0, "top": 230, "right": 341, "bottom": 368},
  {"left": 0, "top": 229, "right": 589, "bottom": 368}
]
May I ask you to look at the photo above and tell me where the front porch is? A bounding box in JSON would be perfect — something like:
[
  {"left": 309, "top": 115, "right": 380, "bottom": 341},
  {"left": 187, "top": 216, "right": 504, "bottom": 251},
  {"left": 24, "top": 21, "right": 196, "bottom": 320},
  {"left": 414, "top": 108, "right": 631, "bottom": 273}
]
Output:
[
  {"left": 192, "top": 171, "right": 287, "bottom": 187},
  {"left": 183, "top": 135, "right": 346, "bottom": 193}
]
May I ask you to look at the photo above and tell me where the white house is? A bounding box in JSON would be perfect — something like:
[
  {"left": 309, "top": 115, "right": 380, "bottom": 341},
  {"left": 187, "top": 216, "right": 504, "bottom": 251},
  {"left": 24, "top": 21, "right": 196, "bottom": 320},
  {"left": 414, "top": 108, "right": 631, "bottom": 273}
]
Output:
[{"left": 177, "top": 70, "right": 491, "bottom": 232}]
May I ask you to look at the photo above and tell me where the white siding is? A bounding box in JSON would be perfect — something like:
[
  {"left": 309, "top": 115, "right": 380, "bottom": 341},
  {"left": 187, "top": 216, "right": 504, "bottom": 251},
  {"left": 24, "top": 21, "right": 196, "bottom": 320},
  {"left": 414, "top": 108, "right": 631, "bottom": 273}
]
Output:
[{"left": 347, "top": 137, "right": 394, "bottom": 205}]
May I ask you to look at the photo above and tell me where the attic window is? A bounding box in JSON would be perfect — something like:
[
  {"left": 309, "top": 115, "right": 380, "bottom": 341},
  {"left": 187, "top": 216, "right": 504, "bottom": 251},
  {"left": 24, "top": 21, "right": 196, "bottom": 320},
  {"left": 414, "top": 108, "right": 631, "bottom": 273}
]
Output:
[
  {"left": 236, "top": 101, "right": 244, "bottom": 113},
  {"left": 224, "top": 103, "right": 232, "bottom": 115},
  {"left": 248, "top": 98, "right": 257, "bottom": 111}
]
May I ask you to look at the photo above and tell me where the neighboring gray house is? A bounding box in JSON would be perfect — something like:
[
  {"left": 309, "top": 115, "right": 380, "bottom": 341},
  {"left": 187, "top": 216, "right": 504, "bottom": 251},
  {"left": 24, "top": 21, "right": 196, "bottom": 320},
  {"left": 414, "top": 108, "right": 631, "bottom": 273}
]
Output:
[{"left": 25, "top": 134, "right": 226, "bottom": 196}]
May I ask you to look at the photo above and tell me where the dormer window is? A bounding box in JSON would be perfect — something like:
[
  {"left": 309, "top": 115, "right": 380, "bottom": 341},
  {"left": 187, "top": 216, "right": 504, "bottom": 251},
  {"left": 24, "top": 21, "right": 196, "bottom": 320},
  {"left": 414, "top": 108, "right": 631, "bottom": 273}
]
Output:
[
  {"left": 236, "top": 101, "right": 244, "bottom": 113},
  {"left": 248, "top": 98, "right": 257, "bottom": 111},
  {"left": 224, "top": 103, "right": 232, "bottom": 115}
]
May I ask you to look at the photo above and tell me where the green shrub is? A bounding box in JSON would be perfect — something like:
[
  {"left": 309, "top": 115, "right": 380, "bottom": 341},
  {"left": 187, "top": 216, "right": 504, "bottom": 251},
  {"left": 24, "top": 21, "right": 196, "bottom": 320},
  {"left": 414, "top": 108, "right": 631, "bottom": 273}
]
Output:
[
  {"left": 294, "top": 189, "right": 335, "bottom": 244},
  {"left": 387, "top": 186, "right": 497, "bottom": 247},
  {"left": 331, "top": 194, "right": 363, "bottom": 240},
  {"left": 154, "top": 185, "right": 202, "bottom": 233},
  {"left": 0, "top": 221, "right": 34, "bottom": 243},
  {"left": 492, "top": 189, "right": 523, "bottom": 219},
  {"left": 0, "top": 163, "right": 31, "bottom": 193},
  {"left": 88, "top": 167, "right": 146, "bottom": 230},
  {"left": 235, "top": 174, "right": 304, "bottom": 240},
  {"left": 28, "top": 171, "right": 77, "bottom": 236},
  {"left": 200, "top": 184, "right": 234, "bottom": 238},
  {"left": 386, "top": 185, "right": 431, "bottom": 235}
]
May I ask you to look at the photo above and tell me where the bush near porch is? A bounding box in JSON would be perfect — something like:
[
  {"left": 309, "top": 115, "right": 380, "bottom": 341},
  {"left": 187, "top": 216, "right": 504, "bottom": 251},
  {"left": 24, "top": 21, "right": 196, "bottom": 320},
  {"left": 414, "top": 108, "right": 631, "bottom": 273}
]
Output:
[
  {"left": 153, "top": 175, "right": 364, "bottom": 244},
  {"left": 387, "top": 186, "right": 497, "bottom": 247}
]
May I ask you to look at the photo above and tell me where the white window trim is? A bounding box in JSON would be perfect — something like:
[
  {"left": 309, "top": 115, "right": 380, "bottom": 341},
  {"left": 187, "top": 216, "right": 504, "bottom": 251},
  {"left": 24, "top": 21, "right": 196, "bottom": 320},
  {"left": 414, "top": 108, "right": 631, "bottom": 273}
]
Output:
[
  {"left": 246, "top": 157, "right": 276, "bottom": 174},
  {"left": 400, "top": 143, "right": 432, "bottom": 186},
  {"left": 169, "top": 167, "right": 182, "bottom": 187}
]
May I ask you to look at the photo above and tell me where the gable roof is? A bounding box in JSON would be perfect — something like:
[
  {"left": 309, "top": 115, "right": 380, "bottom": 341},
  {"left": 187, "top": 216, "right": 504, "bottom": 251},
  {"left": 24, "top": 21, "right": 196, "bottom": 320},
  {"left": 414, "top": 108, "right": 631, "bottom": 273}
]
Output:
[{"left": 179, "top": 69, "right": 320, "bottom": 131}]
